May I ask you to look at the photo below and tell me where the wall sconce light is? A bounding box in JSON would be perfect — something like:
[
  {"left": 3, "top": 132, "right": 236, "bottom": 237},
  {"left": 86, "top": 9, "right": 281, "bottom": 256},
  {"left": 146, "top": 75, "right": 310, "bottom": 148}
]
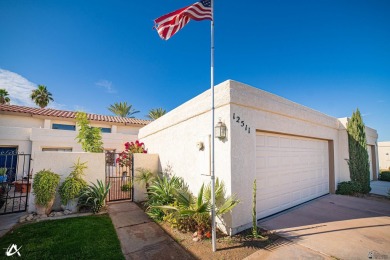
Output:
[{"left": 214, "top": 119, "right": 227, "bottom": 140}]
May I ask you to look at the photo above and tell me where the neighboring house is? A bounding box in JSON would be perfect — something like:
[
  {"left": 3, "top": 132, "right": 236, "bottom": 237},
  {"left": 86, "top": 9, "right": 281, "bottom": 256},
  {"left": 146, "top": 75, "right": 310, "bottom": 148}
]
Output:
[
  {"left": 139, "top": 79, "right": 379, "bottom": 235},
  {"left": 378, "top": 142, "right": 390, "bottom": 170},
  {"left": 0, "top": 104, "right": 150, "bottom": 179}
]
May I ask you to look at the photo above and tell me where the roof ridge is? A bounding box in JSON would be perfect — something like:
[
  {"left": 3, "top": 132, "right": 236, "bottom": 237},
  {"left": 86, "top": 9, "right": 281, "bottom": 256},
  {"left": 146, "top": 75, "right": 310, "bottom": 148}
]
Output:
[{"left": 0, "top": 104, "right": 150, "bottom": 125}]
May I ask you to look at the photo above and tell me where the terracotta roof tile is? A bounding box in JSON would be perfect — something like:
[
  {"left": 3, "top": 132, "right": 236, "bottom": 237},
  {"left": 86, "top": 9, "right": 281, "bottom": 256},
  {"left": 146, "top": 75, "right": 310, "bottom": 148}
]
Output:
[{"left": 0, "top": 104, "right": 150, "bottom": 126}]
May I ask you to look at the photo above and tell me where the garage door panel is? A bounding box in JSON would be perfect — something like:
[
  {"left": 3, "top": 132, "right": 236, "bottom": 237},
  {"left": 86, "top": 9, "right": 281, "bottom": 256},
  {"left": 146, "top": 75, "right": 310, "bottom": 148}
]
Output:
[{"left": 256, "top": 132, "right": 329, "bottom": 219}]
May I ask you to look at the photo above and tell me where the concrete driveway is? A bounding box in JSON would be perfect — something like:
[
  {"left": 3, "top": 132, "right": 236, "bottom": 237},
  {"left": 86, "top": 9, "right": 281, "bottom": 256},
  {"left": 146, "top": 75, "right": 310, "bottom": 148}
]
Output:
[{"left": 258, "top": 195, "right": 390, "bottom": 260}]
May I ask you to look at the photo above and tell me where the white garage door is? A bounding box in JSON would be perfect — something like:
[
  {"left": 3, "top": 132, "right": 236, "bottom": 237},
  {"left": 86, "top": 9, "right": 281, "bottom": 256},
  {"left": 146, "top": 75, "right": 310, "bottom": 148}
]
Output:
[{"left": 256, "top": 132, "right": 329, "bottom": 218}]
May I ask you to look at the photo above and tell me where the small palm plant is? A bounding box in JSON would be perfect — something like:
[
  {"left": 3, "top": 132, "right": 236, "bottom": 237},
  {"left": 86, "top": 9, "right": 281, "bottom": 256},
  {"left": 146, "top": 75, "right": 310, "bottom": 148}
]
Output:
[
  {"left": 30, "top": 85, "right": 54, "bottom": 108},
  {"left": 0, "top": 89, "right": 11, "bottom": 104},
  {"left": 135, "top": 168, "right": 155, "bottom": 190}
]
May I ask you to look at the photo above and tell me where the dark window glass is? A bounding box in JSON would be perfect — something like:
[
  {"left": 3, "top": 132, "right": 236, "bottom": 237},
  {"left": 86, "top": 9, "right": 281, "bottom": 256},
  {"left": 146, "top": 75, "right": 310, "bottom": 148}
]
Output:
[
  {"left": 52, "top": 124, "right": 76, "bottom": 131},
  {"left": 100, "top": 127, "right": 111, "bottom": 133}
]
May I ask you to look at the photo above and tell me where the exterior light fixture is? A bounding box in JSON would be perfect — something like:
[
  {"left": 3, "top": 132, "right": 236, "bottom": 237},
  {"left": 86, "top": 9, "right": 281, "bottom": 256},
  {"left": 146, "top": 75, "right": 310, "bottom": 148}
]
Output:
[{"left": 214, "top": 119, "right": 227, "bottom": 140}]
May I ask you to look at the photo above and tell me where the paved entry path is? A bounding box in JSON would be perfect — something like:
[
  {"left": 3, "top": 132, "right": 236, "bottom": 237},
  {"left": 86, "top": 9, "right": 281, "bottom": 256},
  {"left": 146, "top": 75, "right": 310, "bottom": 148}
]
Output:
[{"left": 107, "top": 201, "right": 195, "bottom": 260}]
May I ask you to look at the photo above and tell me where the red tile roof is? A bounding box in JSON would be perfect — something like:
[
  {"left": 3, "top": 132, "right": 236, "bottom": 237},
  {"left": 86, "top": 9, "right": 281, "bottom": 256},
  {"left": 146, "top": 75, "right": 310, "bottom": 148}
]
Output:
[{"left": 0, "top": 104, "right": 150, "bottom": 126}]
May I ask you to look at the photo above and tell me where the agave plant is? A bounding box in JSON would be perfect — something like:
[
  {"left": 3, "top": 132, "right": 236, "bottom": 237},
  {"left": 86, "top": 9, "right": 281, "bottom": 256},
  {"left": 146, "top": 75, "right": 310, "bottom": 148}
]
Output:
[
  {"left": 79, "top": 180, "right": 111, "bottom": 213},
  {"left": 145, "top": 175, "right": 187, "bottom": 220}
]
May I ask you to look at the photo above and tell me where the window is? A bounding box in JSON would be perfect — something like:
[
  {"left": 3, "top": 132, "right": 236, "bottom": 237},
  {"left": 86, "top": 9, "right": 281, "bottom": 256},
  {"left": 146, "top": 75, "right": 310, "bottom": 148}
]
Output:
[
  {"left": 52, "top": 123, "right": 76, "bottom": 131},
  {"left": 42, "top": 148, "right": 72, "bottom": 152},
  {"left": 100, "top": 127, "right": 112, "bottom": 133}
]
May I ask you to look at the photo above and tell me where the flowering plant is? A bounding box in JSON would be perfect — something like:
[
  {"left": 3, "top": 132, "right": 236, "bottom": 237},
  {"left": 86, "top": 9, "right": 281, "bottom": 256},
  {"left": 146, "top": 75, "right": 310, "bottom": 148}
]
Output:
[{"left": 116, "top": 140, "right": 147, "bottom": 167}]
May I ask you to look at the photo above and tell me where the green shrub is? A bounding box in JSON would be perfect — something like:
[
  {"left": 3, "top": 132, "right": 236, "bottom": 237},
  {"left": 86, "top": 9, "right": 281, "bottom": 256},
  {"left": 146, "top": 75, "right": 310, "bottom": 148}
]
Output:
[
  {"left": 121, "top": 183, "right": 132, "bottom": 192},
  {"left": 379, "top": 171, "right": 390, "bottom": 182},
  {"left": 336, "top": 181, "right": 361, "bottom": 195},
  {"left": 59, "top": 159, "right": 88, "bottom": 204},
  {"left": 60, "top": 178, "right": 87, "bottom": 204},
  {"left": 33, "top": 169, "right": 61, "bottom": 206}
]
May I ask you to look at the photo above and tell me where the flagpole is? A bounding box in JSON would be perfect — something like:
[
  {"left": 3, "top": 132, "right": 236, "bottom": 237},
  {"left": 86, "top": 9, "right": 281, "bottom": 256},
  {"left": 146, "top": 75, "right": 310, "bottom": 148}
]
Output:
[{"left": 210, "top": 0, "right": 216, "bottom": 253}]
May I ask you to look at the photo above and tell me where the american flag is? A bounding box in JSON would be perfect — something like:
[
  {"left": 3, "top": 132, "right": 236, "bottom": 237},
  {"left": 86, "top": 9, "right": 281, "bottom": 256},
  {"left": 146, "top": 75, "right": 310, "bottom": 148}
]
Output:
[{"left": 154, "top": 0, "right": 212, "bottom": 40}]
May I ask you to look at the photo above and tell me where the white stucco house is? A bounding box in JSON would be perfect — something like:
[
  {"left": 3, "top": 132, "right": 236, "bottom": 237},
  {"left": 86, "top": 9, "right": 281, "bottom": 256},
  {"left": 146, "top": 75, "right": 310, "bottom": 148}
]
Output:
[
  {"left": 0, "top": 104, "right": 150, "bottom": 156},
  {"left": 139, "top": 79, "right": 379, "bottom": 235},
  {"left": 378, "top": 142, "right": 390, "bottom": 170},
  {"left": 0, "top": 80, "right": 380, "bottom": 234}
]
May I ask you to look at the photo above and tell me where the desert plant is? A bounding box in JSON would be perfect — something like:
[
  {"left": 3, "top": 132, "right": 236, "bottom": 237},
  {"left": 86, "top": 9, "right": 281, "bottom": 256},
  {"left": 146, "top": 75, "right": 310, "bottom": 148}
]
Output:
[
  {"left": 379, "top": 171, "right": 390, "bottom": 182},
  {"left": 75, "top": 111, "right": 103, "bottom": 153},
  {"left": 335, "top": 181, "right": 361, "bottom": 195},
  {"left": 59, "top": 159, "right": 88, "bottom": 205},
  {"left": 33, "top": 169, "right": 60, "bottom": 207},
  {"left": 145, "top": 175, "right": 186, "bottom": 220},
  {"left": 346, "top": 109, "right": 371, "bottom": 194},
  {"left": 154, "top": 178, "right": 240, "bottom": 237},
  {"left": 135, "top": 168, "right": 155, "bottom": 190},
  {"left": 79, "top": 180, "right": 111, "bottom": 213}
]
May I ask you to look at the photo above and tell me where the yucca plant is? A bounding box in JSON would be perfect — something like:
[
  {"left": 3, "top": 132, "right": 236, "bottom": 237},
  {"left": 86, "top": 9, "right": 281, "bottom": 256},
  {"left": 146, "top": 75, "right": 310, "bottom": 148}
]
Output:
[{"left": 79, "top": 180, "right": 111, "bottom": 213}]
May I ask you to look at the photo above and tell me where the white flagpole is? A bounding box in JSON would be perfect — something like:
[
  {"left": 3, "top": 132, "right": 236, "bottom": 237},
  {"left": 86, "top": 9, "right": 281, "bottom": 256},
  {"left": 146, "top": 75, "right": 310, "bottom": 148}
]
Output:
[{"left": 210, "top": 0, "right": 216, "bottom": 253}]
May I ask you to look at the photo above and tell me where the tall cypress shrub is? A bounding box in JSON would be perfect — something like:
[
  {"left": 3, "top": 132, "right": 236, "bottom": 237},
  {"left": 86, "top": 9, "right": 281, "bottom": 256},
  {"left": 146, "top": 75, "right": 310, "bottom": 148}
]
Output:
[{"left": 346, "top": 108, "right": 371, "bottom": 194}]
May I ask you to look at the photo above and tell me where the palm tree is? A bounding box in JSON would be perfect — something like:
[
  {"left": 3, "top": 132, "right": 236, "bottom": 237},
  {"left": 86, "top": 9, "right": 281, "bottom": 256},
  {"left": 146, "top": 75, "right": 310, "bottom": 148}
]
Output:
[
  {"left": 0, "top": 89, "right": 10, "bottom": 105},
  {"left": 147, "top": 108, "right": 166, "bottom": 120},
  {"left": 108, "top": 102, "right": 139, "bottom": 117},
  {"left": 30, "top": 85, "right": 54, "bottom": 108}
]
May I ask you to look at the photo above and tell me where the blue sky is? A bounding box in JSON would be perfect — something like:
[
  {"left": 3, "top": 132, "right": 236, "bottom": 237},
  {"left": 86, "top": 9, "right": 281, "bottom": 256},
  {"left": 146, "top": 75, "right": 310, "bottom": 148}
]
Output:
[{"left": 0, "top": 0, "right": 389, "bottom": 140}]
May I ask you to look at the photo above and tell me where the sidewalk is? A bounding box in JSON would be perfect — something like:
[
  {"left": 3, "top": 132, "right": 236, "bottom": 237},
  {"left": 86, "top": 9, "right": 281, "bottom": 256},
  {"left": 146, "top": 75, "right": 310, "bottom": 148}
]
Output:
[
  {"left": 0, "top": 212, "right": 26, "bottom": 238},
  {"left": 107, "top": 201, "right": 195, "bottom": 260}
]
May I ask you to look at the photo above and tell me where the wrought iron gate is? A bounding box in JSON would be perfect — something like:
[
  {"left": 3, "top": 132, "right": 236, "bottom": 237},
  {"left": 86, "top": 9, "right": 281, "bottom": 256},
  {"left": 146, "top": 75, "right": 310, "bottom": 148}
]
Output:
[
  {"left": 0, "top": 151, "right": 31, "bottom": 215},
  {"left": 105, "top": 152, "right": 133, "bottom": 202}
]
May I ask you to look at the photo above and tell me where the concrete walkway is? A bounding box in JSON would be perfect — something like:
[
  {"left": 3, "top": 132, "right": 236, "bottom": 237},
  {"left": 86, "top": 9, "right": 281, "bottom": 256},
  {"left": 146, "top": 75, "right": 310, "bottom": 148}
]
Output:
[
  {"left": 107, "top": 201, "right": 195, "bottom": 260},
  {"left": 0, "top": 212, "right": 26, "bottom": 237},
  {"left": 371, "top": 180, "right": 390, "bottom": 196}
]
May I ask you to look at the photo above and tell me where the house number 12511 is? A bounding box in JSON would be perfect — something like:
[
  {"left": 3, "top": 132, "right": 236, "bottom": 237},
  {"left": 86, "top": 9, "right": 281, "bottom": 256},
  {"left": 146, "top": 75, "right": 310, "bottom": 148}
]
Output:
[{"left": 233, "top": 113, "right": 250, "bottom": 134}]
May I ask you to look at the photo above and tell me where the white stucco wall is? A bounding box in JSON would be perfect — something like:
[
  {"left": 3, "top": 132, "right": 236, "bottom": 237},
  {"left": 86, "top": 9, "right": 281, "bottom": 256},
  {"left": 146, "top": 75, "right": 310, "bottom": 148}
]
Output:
[
  {"left": 132, "top": 153, "right": 160, "bottom": 202},
  {"left": 139, "top": 81, "right": 232, "bottom": 233},
  {"left": 28, "top": 152, "right": 105, "bottom": 213},
  {"left": 379, "top": 141, "right": 390, "bottom": 170},
  {"left": 0, "top": 114, "right": 43, "bottom": 128},
  {"left": 139, "top": 79, "right": 379, "bottom": 235}
]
